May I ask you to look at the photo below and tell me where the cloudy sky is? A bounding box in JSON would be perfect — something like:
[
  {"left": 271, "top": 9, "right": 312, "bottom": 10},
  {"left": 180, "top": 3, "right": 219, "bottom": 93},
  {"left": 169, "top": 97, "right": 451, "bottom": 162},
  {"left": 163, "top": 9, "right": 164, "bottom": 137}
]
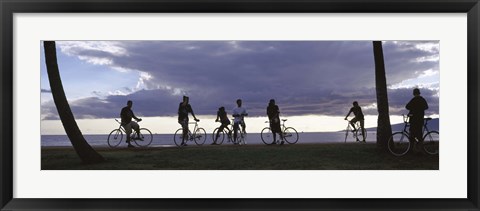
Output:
[{"left": 41, "top": 41, "right": 439, "bottom": 134}]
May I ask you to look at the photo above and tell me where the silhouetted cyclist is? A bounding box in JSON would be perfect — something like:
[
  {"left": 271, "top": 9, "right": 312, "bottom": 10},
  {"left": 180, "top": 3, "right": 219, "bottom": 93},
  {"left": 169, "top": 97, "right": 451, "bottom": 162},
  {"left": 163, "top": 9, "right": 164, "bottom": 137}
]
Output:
[
  {"left": 267, "top": 99, "right": 284, "bottom": 145},
  {"left": 178, "top": 96, "right": 199, "bottom": 146},
  {"left": 406, "top": 88, "right": 429, "bottom": 149},
  {"left": 232, "top": 99, "right": 248, "bottom": 144},
  {"left": 120, "top": 100, "right": 142, "bottom": 148},
  {"left": 213, "top": 107, "right": 231, "bottom": 145},
  {"left": 344, "top": 101, "right": 365, "bottom": 142}
]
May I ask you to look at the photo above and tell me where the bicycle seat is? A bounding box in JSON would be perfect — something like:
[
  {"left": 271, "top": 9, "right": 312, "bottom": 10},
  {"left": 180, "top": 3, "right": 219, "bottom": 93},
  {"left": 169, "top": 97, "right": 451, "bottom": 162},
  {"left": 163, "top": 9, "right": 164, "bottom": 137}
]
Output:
[{"left": 282, "top": 119, "right": 287, "bottom": 122}]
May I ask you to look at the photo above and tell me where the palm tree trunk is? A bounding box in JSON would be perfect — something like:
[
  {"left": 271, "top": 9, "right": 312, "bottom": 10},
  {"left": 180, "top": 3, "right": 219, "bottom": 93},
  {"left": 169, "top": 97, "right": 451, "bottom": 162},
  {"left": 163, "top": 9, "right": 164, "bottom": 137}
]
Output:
[
  {"left": 372, "top": 41, "right": 392, "bottom": 150},
  {"left": 43, "top": 41, "right": 104, "bottom": 164}
]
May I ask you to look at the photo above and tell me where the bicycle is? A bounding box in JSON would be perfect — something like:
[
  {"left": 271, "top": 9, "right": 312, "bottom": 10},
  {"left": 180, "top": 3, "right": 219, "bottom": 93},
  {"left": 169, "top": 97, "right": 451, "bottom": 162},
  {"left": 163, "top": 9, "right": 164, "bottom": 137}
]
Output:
[
  {"left": 261, "top": 119, "right": 299, "bottom": 145},
  {"left": 387, "top": 114, "right": 439, "bottom": 156},
  {"left": 107, "top": 119, "right": 153, "bottom": 148},
  {"left": 173, "top": 119, "right": 207, "bottom": 147},
  {"left": 211, "top": 119, "right": 246, "bottom": 145},
  {"left": 344, "top": 118, "right": 367, "bottom": 143}
]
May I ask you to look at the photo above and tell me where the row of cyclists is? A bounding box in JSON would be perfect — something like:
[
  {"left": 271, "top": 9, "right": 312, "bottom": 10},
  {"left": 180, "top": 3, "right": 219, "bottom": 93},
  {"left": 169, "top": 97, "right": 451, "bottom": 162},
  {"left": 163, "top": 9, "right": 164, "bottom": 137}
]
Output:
[
  {"left": 119, "top": 88, "right": 428, "bottom": 149},
  {"left": 120, "top": 96, "right": 279, "bottom": 148}
]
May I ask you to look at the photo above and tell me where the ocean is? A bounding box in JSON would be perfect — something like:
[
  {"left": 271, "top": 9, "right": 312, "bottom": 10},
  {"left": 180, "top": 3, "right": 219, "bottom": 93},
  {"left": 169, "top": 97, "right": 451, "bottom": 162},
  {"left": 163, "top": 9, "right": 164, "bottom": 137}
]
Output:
[{"left": 41, "top": 131, "right": 377, "bottom": 147}]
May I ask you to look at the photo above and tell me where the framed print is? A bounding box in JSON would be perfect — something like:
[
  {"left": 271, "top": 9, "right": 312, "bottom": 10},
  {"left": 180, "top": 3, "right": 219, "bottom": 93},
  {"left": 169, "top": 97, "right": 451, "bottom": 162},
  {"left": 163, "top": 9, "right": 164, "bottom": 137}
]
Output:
[{"left": 1, "top": 0, "right": 479, "bottom": 210}]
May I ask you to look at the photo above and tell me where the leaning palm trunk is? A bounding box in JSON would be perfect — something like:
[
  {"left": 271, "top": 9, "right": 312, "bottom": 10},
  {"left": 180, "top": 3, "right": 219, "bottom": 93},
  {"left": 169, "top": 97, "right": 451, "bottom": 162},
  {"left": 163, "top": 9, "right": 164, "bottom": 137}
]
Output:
[
  {"left": 372, "top": 41, "right": 392, "bottom": 150},
  {"left": 43, "top": 41, "right": 104, "bottom": 164}
]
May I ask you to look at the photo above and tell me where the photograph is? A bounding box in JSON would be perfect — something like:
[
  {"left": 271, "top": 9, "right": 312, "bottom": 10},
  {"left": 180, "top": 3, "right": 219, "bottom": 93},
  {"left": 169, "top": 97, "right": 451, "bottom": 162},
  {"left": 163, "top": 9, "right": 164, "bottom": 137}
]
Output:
[
  {"left": 41, "top": 40, "right": 439, "bottom": 170},
  {"left": 2, "top": 0, "right": 478, "bottom": 209}
]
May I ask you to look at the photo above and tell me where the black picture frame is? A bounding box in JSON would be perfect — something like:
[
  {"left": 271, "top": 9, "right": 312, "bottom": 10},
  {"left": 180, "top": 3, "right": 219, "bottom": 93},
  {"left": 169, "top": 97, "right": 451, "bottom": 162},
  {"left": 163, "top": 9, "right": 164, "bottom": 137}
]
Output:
[{"left": 1, "top": 0, "right": 479, "bottom": 210}]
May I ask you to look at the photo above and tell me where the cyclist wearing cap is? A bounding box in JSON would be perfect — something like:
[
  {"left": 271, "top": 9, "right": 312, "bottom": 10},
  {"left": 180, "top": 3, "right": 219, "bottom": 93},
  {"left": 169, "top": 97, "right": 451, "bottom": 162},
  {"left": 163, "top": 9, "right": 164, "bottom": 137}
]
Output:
[
  {"left": 178, "top": 96, "right": 199, "bottom": 146},
  {"left": 406, "top": 88, "right": 429, "bottom": 148},
  {"left": 344, "top": 101, "right": 365, "bottom": 142}
]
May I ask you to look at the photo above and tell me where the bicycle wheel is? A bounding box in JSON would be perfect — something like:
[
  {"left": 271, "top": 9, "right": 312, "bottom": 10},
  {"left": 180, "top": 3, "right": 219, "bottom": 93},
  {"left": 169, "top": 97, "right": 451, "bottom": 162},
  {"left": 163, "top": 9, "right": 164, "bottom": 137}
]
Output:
[
  {"left": 423, "top": 131, "right": 439, "bottom": 155},
  {"left": 107, "top": 129, "right": 123, "bottom": 148},
  {"left": 283, "top": 127, "right": 299, "bottom": 144},
  {"left": 261, "top": 127, "right": 274, "bottom": 145},
  {"left": 194, "top": 128, "right": 207, "bottom": 145},
  {"left": 212, "top": 128, "right": 225, "bottom": 145},
  {"left": 355, "top": 128, "right": 367, "bottom": 142},
  {"left": 133, "top": 128, "right": 153, "bottom": 147},
  {"left": 387, "top": 132, "right": 411, "bottom": 156},
  {"left": 173, "top": 128, "right": 185, "bottom": 147}
]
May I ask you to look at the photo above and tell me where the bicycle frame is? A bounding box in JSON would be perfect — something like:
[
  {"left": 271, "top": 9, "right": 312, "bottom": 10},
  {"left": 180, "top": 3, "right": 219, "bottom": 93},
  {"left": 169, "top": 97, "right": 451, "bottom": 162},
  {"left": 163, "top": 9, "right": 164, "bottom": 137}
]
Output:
[
  {"left": 178, "top": 121, "right": 199, "bottom": 140},
  {"left": 400, "top": 115, "right": 432, "bottom": 136},
  {"left": 263, "top": 119, "right": 285, "bottom": 138},
  {"left": 280, "top": 120, "right": 288, "bottom": 132},
  {"left": 344, "top": 118, "right": 365, "bottom": 142},
  {"left": 115, "top": 119, "right": 139, "bottom": 137},
  {"left": 232, "top": 119, "right": 246, "bottom": 143},
  {"left": 261, "top": 118, "right": 298, "bottom": 145},
  {"left": 115, "top": 119, "right": 126, "bottom": 133},
  {"left": 109, "top": 119, "right": 153, "bottom": 148},
  {"left": 174, "top": 120, "right": 207, "bottom": 146},
  {"left": 213, "top": 118, "right": 245, "bottom": 143},
  {"left": 345, "top": 118, "right": 363, "bottom": 129},
  {"left": 186, "top": 121, "right": 200, "bottom": 138},
  {"left": 388, "top": 115, "right": 438, "bottom": 156},
  {"left": 186, "top": 121, "right": 207, "bottom": 139}
]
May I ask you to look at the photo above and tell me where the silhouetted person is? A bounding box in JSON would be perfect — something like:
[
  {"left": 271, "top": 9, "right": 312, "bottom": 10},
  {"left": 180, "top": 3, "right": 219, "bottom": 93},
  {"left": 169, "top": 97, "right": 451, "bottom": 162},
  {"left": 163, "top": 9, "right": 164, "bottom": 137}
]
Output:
[
  {"left": 345, "top": 101, "right": 365, "bottom": 142},
  {"left": 213, "top": 107, "right": 231, "bottom": 145},
  {"left": 406, "top": 88, "right": 428, "bottom": 149},
  {"left": 267, "top": 99, "right": 284, "bottom": 145},
  {"left": 120, "top": 100, "right": 142, "bottom": 148},
  {"left": 232, "top": 99, "right": 248, "bottom": 144},
  {"left": 178, "top": 96, "right": 199, "bottom": 146}
]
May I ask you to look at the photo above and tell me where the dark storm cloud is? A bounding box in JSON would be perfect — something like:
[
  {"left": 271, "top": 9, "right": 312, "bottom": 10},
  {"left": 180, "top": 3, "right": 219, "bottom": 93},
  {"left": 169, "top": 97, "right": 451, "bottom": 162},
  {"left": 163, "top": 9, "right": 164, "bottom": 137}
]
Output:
[
  {"left": 41, "top": 86, "right": 439, "bottom": 120},
  {"left": 43, "top": 41, "right": 439, "bottom": 120}
]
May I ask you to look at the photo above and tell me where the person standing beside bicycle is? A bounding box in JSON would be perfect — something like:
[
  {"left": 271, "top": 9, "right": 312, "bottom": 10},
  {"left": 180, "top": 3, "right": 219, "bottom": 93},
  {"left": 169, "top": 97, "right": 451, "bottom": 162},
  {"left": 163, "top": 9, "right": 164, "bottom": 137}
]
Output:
[
  {"left": 232, "top": 99, "right": 248, "bottom": 144},
  {"left": 178, "top": 95, "right": 199, "bottom": 146},
  {"left": 267, "top": 99, "right": 284, "bottom": 145},
  {"left": 212, "top": 106, "right": 231, "bottom": 145},
  {"left": 120, "top": 100, "right": 142, "bottom": 148},
  {"left": 344, "top": 101, "right": 365, "bottom": 142},
  {"left": 406, "top": 88, "right": 429, "bottom": 150}
]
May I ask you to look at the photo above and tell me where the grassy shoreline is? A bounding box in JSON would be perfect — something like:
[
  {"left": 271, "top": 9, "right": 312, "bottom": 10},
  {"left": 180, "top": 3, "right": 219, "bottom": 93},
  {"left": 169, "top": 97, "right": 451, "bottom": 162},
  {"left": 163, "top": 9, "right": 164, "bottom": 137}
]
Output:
[{"left": 41, "top": 143, "right": 438, "bottom": 170}]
